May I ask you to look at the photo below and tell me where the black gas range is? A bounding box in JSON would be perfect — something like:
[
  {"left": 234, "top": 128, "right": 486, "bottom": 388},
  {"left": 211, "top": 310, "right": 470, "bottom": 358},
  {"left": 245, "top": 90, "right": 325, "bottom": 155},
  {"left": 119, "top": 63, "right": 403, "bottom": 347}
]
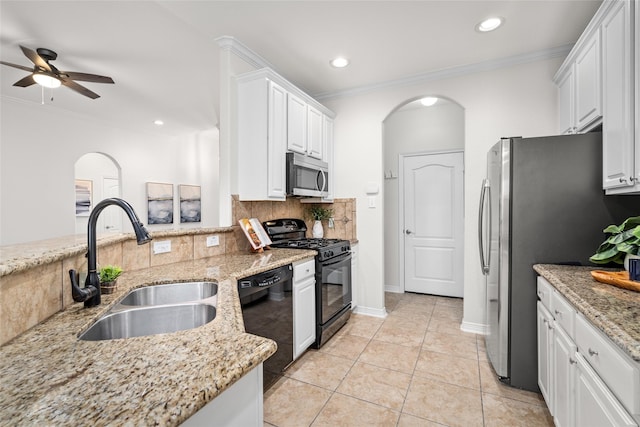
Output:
[{"left": 263, "top": 218, "right": 352, "bottom": 348}]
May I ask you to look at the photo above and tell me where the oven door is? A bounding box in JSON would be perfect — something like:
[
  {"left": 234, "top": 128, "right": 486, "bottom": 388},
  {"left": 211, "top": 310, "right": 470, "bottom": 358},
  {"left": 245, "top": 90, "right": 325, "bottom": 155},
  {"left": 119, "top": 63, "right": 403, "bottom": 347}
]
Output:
[{"left": 318, "top": 253, "right": 352, "bottom": 324}]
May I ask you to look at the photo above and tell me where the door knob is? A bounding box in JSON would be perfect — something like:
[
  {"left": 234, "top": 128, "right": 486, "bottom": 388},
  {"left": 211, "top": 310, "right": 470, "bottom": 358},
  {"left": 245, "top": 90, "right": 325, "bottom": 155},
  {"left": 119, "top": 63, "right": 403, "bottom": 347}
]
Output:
[{"left": 405, "top": 229, "right": 412, "bottom": 235}]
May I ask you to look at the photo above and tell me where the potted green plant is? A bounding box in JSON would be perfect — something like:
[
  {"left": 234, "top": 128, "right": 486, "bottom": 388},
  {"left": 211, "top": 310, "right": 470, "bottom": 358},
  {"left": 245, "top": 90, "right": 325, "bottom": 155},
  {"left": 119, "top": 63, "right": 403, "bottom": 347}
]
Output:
[
  {"left": 98, "top": 265, "right": 123, "bottom": 294},
  {"left": 590, "top": 216, "right": 640, "bottom": 269},
  {"left": 307, "top": 206, "right": 333, "bottom": 238}
]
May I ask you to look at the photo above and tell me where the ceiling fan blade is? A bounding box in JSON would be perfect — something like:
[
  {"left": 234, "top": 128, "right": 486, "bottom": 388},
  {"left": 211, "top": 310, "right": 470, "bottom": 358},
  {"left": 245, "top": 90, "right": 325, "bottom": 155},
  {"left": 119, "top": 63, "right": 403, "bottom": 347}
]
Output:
[
  {"left": 19, "top": 45, "right": 50, "bottom": 72},
  {"left": 13, "top": 74, "right": 35, "bottom": 87},
  {"left": 0, "top": 61, "right": 34, "bottom": 72},
  {"left": 62, "top": 72, "right": 114, "bottom": 84},
  {"left": 61, "top": 78, "right": 100, "bottom": 99}
]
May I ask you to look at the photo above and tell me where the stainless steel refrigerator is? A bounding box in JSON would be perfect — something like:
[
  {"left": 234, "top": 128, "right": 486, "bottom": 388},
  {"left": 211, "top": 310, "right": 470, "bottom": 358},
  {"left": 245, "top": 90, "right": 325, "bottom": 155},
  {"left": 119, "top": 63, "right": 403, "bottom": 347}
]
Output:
[{"left": 477, "top": 133, "right": 638, "bottom": 392}]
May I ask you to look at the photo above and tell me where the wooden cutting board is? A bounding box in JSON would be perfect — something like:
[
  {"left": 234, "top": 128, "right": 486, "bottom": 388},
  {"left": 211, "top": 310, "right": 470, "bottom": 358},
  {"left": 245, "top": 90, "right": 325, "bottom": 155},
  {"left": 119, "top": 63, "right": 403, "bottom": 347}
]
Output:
[{"left": 591, "top": 270, "right": 640, "bottom": 293}]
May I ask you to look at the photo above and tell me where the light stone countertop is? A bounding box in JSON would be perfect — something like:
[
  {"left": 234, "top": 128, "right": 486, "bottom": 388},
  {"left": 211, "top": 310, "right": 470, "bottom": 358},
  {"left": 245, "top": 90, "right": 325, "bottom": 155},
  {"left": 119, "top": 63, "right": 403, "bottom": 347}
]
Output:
[
  {"left": 0, "top": 248, "right": 316, "bottom": 426},
  {"left": 534, "top": 264, "right": 640, "bottom": 362}
]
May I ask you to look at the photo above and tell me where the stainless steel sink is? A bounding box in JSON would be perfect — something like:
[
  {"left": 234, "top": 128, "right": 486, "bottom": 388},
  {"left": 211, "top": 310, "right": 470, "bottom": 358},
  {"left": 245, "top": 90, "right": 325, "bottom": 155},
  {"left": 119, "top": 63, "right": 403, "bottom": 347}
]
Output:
[
  {"left": 79, "top": 303, "right": 216, "bottom": 341},
  {"left": 119, "top": 281, "right": 218, "bottom": 306}
]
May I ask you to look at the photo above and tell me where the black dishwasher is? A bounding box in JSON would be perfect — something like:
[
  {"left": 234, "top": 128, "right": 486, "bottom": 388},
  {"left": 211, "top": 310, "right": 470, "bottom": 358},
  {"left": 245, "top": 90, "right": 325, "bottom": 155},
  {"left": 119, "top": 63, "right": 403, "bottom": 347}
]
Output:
[{"left": 238, "top": 264, "right": 293, "bottom": 391}]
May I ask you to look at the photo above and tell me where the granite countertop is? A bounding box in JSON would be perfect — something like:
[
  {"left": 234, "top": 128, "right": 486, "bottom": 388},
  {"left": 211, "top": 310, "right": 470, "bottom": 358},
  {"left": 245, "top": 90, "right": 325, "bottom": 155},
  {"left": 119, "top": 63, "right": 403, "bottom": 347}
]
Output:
[
  {"left": 534, "top": 264, "right": 640, "bottom": 362},
  {"left": 0, "top": 248, "right": 316, "bottom": 426}
]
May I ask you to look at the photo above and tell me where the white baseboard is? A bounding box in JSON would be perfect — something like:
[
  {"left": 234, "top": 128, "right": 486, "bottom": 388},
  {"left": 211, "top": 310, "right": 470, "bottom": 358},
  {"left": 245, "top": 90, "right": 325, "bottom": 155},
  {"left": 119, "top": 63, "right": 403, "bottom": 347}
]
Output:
[
  {"left": 461, "top": 320, "right": 488, "bottom": 335},
  {"left": 384, "top": 285, "right": 403, "bottom": 293},
  {"left": 353, "top": 305, "right": 388, "bottom": 318}
]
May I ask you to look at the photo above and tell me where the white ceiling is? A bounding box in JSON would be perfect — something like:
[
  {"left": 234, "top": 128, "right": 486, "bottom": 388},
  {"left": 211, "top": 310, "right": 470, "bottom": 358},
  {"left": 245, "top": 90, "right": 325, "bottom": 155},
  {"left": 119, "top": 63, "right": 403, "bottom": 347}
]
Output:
[{"left": 0, "top": 1, "right": 601, "bottom": 138}]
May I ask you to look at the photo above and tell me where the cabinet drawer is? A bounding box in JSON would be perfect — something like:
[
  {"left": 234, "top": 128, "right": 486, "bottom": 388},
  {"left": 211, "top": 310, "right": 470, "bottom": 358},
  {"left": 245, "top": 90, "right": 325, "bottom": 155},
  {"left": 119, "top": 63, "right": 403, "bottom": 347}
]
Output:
[
  {"left": 537, "top": 277, "right": 553, "bottom": 310},
  {"left": 293, "top": 259, "right": 315, "bottom": 282},
  {"left": 575, "top": 313, "right": 640, "bottom": 415},
  {"left": 551, "top": 289, "right": 576, "bottom": 337}
]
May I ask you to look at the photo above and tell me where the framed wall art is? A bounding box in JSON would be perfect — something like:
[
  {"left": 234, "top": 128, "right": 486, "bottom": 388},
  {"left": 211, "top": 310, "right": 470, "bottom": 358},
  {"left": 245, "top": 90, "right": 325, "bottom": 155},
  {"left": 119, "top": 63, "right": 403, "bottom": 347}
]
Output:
[
  {"left": 146, "top": 182, "right": 173, "bottom": 224},
  {"left": 75, "top": 179, "right": 92, "bottom": 216},
  {"left": 179, "top": 184, "right": 201, "bottom": 223}
]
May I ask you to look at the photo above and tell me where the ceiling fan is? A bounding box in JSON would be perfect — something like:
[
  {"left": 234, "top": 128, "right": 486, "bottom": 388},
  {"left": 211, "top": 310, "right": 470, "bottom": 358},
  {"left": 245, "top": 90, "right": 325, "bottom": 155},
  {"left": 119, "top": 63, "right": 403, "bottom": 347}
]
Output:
[{"left": 0, "top": 45, "right": 114, "bottom": 99}]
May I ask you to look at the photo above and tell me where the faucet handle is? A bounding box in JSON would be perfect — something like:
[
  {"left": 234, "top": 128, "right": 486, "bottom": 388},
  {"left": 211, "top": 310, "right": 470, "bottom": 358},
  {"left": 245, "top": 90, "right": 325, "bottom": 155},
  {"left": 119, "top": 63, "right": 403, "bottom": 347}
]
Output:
[{"left": 69, "top": 269, "right": 98, "bottom": 303}]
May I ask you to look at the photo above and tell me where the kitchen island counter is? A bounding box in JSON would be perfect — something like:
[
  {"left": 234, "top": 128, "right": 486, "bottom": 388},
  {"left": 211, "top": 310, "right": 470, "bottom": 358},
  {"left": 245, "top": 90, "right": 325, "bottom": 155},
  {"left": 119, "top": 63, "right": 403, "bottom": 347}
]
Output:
[
  {"left": 534, "top": 263, "right": 640, "bottom": 362},
  {"left": 0, "top": 248, "right": 316, "bottom": 426}
]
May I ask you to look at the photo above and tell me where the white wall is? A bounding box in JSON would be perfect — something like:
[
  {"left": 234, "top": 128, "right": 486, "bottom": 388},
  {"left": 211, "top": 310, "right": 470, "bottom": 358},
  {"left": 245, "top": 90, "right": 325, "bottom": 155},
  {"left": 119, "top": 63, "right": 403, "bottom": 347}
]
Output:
[
  {"left": 323, "top": 57, "right": 561, "bottom": 328},
  {"left": 0, "top": 99, "right": 219, "bottom": 245},
  {"left": 383, "top": 101, "right": 465, "bottom": 291}
]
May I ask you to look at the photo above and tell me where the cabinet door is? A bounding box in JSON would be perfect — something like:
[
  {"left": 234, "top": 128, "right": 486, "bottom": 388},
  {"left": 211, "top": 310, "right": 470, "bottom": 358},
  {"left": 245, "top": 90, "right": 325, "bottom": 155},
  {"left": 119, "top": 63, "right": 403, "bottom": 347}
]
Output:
[
  {"left": 602, "top": 0, "right": 635, "bottom": 190},
  {"left": 537, "top": 302, "right": 554, "bottom": 414},
  {"left": 322, "top": 115, "right": 334, "bottom": 202},
  {"left": 293, "top": 277, "right": 315, "bottom": 359},
  {"left": 575, "top": 354, "right": 638, "bottom": 427},
  {"left": 557, "top": 67, "right": 575, "bottom": 135},
  {"left": 268, "top": 81, "right": 287, "bottom": 199},
  {"left": 287, "top": 93, "right": 307, "bottom": 154},
  {"left": 575, "top": 31, "right": 602, "bottom": 131},
  {"left": 306, "top": 105, "right": 323, "bottom": 159},
  {"left": 553, "top": 325, "right": 576, "bottom": 427}
]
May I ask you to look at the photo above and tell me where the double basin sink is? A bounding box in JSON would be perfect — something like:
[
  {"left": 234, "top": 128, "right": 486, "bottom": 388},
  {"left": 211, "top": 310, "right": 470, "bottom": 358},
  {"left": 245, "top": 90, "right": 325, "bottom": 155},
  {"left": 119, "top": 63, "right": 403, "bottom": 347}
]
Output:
[{"left": 79, "top": 281, "right": 218, "bottom": 341}]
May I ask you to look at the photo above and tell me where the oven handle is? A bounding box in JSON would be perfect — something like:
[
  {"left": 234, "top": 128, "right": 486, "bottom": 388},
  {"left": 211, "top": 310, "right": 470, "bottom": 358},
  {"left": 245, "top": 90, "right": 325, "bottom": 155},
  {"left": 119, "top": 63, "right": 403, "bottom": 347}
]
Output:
[{"left": 321, "top": 253, "right": 352, "bottom": 267}]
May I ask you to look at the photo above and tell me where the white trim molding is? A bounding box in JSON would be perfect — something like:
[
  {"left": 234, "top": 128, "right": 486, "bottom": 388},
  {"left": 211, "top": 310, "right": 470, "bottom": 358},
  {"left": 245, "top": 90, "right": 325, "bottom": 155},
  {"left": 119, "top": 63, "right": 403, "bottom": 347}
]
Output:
[
  {"left": 353, "top": 305, "right": 388, "bottom": 319},
  {"left": 215, "top": 35, "right": 276, "bottom": 71},
  {"left": 315, "top": 44, "right": 574, "bottom": 101},
  {"left": 461, "top": 320, "right": 488, "bottom": 335}
]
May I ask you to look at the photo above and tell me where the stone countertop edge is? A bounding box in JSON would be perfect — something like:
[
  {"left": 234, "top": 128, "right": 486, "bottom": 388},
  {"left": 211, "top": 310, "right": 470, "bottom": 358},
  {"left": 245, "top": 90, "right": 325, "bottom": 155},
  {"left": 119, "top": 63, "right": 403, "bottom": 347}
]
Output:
[
  {"left": 0, "top": 248, "right": 316, "bottom": 426},
  {"left": 534, "top": 264, "right": 640, "bottom": 362},
  {"left": 0, "top": 227, "right": 236, "bottom": 277}
]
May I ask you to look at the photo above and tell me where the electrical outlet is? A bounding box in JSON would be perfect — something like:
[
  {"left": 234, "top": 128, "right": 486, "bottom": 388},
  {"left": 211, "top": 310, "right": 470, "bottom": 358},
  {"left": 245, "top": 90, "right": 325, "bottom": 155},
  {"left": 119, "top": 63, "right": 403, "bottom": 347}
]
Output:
[
  {"left": 368, "top": 196, "right": 376, "bottom": 208},
  {"left": 206, "top": 235, "right": 219, "bottom": 247},
  {"left": 153, "top": 240, "right": 171, "bottom": 254}
]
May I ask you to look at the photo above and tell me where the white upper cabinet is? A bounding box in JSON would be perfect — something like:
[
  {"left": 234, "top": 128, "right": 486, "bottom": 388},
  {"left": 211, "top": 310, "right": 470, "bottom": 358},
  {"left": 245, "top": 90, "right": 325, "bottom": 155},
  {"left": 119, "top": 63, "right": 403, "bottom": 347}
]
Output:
[
  {"left": 237, "top": 68, "right": 335, "bottom": 201},
  {"left": 306, "top": 105, "right": 323, "bottom": 159},
  {"left": 287, "top": 93, "right": 307, "bottom": 154},
  {"left": 574, "top": 32, "right": 602, "bottom": 130},
  {"left": 602, "top": 0, "right": 636, "bottom": 192},
  {"left": 237, "top": 74, "right": 287, "bottom": 201},
  {"left": 554, "top": 21, "right": 602, "bottom": 134}
]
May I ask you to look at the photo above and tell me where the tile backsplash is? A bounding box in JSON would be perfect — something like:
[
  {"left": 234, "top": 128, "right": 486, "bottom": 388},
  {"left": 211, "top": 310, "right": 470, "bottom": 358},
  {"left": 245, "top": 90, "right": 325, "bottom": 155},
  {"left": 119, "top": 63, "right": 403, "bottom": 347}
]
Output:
[{"left": 231, "top": 195, "right": 357, "bottom": 241}]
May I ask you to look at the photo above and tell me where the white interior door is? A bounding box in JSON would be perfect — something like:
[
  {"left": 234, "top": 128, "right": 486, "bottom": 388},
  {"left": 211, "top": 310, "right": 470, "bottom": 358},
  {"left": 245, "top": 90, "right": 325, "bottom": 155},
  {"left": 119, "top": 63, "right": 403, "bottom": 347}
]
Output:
[{"left": 403, "top": 151, "right": 464, "bottom": 297}]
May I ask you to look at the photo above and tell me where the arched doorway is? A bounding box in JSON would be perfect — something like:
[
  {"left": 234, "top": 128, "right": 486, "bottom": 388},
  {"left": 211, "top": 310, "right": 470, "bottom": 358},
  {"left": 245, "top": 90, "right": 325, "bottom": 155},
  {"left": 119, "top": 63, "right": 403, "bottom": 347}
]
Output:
[
  {"left": 74, "top": 152, "right": 121, "bottom": 234},
  {"left": 382, "top": 96, "right": 465, "bottom": 296}
]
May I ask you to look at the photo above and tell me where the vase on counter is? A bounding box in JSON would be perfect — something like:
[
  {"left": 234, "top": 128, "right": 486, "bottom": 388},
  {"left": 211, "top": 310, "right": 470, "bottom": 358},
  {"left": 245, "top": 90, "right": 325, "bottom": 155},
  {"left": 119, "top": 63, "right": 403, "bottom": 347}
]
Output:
[
  {"left": 624, "top": 253, "right": 640, "bottom": 271},
  {"left": 312, "top": 220, "right": 324, "bottom": 238},
  {"left": 100, "top": 280, "right": 118, "bottom": 294}
]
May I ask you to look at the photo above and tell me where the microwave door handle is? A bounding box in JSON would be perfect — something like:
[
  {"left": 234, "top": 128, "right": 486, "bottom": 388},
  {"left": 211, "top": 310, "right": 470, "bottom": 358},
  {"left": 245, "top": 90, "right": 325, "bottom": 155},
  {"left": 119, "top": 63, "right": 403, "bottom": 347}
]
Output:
[{"left": 316, "top": 170, "right": 327, "bottom": 192}]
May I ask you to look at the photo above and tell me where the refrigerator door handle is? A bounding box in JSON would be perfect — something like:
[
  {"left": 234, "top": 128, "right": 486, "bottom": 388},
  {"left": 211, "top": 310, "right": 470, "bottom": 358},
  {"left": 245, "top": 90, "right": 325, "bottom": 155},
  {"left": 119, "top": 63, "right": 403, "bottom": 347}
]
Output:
[{"left": 478, "top": 179, "right": 491, "bottom": 275}]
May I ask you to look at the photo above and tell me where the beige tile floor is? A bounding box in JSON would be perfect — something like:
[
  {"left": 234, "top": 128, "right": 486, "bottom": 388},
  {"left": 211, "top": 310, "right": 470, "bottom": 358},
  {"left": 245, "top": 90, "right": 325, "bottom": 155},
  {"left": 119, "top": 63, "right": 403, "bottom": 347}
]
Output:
[{"left": 264, "top": 292, "right": 553, "bottom": 427}]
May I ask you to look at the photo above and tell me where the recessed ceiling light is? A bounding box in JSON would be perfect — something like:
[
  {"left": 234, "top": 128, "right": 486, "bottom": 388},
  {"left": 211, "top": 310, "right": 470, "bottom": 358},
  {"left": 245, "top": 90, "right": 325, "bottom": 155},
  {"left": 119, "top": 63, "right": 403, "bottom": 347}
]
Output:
[
  {"left": 153, "top": 119, "right": 164, "bottom": 126},
  {"left": 476, "top": 16, "right": 504, "bottom": 32},
  {"left": 420, "top": 97, "right": 438, "bottom": 107},
  {"left": 330, "top": 57, "right": 349, "bottom": 68}
]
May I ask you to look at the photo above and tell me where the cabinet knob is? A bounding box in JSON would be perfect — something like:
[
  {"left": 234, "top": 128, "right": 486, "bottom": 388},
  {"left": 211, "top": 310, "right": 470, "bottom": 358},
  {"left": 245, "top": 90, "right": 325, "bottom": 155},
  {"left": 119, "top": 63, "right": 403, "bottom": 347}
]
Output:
[
  {"left": 620, "top": 177, "right": 628, "bottom": 183},
  {"left": 569, "top": 357, "right": 577, "bottom": 365},
  {"left": 631, "top": 176, "right": 638, "bottom": 183},
  {"left": 554, "top": 309, "right": 561, "bottom": 316},
  {"left": 588, "top": 348, "right": 599, "bottom": 356}
]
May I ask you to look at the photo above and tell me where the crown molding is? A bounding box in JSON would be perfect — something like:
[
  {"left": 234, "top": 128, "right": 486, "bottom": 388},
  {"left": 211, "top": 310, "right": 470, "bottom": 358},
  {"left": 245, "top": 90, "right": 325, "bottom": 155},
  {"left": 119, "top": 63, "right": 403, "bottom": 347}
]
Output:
[
  {"left": 215, "top": 35, "right": 277, "bottom": 71},
  {"left": 314, "top": 44, "right": 574, "bottom": 101}
]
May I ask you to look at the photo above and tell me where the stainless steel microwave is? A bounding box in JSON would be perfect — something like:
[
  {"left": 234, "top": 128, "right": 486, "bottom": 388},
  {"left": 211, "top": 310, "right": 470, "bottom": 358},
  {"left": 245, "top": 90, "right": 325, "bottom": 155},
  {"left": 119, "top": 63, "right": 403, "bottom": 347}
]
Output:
[{"left": 286, "top": 152, "right": 329, "bottom": 197}]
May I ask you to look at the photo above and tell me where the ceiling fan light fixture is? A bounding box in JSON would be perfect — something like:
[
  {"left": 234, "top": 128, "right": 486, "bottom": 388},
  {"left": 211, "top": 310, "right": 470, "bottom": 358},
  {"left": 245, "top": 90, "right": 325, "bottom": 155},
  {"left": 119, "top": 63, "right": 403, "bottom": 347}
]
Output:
[
  {"left": 33, "top": 72, "right": 61, "bottom": 88},
  {"left": 476, "top": 16, "right": 504, "bottom": 32},
  {"left": 330, "top": 57, "right": 349, "bottom": 68}
]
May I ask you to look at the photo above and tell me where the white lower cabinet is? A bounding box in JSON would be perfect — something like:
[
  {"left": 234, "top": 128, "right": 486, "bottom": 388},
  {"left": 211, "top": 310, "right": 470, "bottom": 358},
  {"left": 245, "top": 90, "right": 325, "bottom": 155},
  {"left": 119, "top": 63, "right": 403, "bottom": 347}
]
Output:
[
  {"left": 293, "top": 259, "right": 316, "bottom": 359},
  {"left": 183, "top": 364, "right": 263, "bottom": 427},
  {"left": 536, "top": 276, "right": 639, "bottom": 427},
  {"left": 537, "top": 301, "right": 554, "bottom": 411},
  {"left": 553, "top": 323, "right": 577, "bottom": 427},
  {"left": 575, "top": 353, "right": 637, "bottom": 427}
]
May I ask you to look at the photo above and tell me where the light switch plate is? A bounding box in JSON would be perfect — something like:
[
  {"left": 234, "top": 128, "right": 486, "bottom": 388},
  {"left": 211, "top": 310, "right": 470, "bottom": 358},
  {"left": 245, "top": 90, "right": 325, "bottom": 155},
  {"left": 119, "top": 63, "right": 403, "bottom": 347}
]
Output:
[
  {"left": 153, "top": 240, "right": 171, "bottom": 254},
  {"left": 206, "top": 235, "right": 219, "bottom": 247}
]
